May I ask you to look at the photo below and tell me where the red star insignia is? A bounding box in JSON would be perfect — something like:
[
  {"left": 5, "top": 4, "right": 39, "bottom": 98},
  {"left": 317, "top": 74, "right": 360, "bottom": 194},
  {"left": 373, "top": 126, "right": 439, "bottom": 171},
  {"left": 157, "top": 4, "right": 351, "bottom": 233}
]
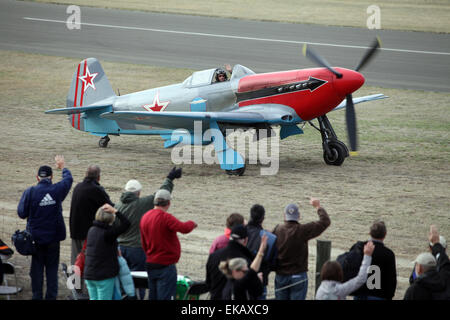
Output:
[
  {"left": 79, "top": 66, "right": 98, "bottom": 92},
  {"left": 142, "top": 91, "right": 170, "bottom": 112}
]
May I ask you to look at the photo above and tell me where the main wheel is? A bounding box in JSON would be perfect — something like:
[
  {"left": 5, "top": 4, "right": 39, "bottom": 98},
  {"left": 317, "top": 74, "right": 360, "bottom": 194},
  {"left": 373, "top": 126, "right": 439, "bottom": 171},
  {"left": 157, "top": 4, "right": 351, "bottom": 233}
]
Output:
[
  {"left": 225, "top": 165, "right": 246, "bottom": 176},
  {"left": 323, "top": 141, "right": 347, "bottom": 166},
  {"left": 99, "top": 136, "right": 110, "bottom": 148}
]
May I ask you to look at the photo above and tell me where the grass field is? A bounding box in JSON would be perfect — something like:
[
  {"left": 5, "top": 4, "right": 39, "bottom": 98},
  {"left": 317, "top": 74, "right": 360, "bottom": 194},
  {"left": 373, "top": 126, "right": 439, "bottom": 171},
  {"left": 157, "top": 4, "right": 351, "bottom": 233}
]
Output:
[
  {"left": 31, "top": 0, "right": 450, "bottom": 33},
  {"left": 0, "top": 50, "right": 449, "bottom": 300}
]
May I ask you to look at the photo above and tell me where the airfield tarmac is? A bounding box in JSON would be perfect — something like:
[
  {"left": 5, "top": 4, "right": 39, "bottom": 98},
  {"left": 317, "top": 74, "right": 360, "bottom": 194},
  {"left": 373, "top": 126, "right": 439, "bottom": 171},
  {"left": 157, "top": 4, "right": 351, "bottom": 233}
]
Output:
[
  {"left": 0, "top": 1, "right": 449, "bottom": 301},
  {"left": 1, "top": 0, "right": 450, "bottom": 92}
]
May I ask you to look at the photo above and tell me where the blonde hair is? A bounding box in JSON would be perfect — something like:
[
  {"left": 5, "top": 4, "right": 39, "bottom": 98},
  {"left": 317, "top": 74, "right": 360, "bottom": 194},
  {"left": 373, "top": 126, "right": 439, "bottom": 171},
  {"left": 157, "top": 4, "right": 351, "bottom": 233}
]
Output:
[
  {"left": 95, "top": 207, "right": 115, "bottom": 225},
  {"left": 218, "top": 258, "right": 247, "bottom": 279}
]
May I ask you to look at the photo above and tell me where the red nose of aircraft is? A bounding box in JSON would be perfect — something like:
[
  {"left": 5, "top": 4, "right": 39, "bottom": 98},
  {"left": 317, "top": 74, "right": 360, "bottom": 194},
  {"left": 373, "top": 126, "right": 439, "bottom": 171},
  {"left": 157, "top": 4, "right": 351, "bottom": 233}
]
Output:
[{"left": 334, "top": 68, "right": 365, "bottom": 96}]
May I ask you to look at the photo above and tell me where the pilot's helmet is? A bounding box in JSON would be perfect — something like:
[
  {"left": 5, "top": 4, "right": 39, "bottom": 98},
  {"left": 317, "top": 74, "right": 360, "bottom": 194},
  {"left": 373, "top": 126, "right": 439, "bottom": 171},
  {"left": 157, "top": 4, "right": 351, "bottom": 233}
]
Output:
[{"left": 215, "top": 68, "right": 228, "bottom": 82}]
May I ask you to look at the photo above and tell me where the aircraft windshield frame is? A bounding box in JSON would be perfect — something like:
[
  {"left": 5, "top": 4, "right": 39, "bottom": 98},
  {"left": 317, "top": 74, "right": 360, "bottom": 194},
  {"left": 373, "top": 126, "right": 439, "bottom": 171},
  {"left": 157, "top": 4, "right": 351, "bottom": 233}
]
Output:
[
  {"left": 230, "top": 64, "right": 255, "bottom": 80},
  {"left": 187, "top": 69, "right": 216, "bottom": 87}
]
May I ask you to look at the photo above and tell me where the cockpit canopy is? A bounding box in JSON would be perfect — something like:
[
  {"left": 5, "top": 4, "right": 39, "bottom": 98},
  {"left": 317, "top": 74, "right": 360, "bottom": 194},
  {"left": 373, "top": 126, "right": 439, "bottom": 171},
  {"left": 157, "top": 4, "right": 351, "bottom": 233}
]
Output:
[{"left": 183, "top": 65, "right": 255, "bottom": 88}]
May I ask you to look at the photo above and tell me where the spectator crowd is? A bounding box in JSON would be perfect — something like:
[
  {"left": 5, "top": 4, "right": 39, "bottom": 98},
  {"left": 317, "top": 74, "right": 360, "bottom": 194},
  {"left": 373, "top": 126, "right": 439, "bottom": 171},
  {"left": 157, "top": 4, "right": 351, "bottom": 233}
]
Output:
[{"left": 3, "top": 155, "right": 449, "bottom": 301}]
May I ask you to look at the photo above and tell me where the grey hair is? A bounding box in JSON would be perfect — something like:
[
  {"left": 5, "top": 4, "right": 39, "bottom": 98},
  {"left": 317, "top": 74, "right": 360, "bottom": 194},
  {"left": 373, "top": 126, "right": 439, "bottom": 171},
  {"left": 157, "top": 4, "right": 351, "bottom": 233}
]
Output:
[{"left": 95, "top": 207, "right": 115, "bottom": 225}]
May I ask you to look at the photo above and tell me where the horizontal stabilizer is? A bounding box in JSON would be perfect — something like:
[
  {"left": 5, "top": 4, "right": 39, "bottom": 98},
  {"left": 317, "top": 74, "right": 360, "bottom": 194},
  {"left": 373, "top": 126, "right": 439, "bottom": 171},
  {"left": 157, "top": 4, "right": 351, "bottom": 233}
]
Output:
[{"left": 45, "top": 105, "right": 112, "bottom": 115}]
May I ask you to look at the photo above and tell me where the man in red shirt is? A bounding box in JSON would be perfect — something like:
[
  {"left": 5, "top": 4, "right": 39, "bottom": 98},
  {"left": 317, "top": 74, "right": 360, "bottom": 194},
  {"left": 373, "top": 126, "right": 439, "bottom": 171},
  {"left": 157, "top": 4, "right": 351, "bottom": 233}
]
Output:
[{"left": 140, "top": 189, "right": 197, "bottom": 300}]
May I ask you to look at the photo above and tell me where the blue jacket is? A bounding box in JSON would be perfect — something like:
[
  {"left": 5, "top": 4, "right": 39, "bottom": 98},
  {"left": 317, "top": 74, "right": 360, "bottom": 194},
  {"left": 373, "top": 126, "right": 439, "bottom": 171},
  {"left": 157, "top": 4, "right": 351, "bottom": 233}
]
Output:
[
  {"left": 17, "top": 168, "right": 73, "bottom": 245},
  {"left": 246, "top": 224, "right": 277, "bottom": 286},
  {"left": 114, "top": 256, "right": 136, "bottom": 299}
]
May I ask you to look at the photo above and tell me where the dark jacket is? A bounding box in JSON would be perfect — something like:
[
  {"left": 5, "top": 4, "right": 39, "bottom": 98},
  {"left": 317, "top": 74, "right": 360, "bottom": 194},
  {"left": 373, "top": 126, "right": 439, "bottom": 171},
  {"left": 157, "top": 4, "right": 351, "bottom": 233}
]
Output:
[
  {"left": 115, "top": 178, "right": 173, "bottom": 248},
  {"left": 404, "top": 269, "right": 446, "bottom": 300},
  {"left": 246, "top": 223, "right": 277, "bottom": 286},
  {"left": 404, "top": 243, "right": 450, "bottom": 300},
  {"left": 432, "top": 243, "right": 450, "bottom": 299},
  {"left": 0, "top": 260, "right": 3, "bottom": 284},
  {"left": 272, "top": 207, "right": 330, "bottom": 275},
  {"left": 83, "top": 212, "right": 130, "bottom": 281},
  {"left": 206, "top": 240, "right": 254, "bottom": 300},
  {"left": 17, "top": 168, "right": 73, "bottom": 245},
  {"left": 351, "top": 240, "right": 397, "bottom": 300},
  {"left": 69, "top": 177, "right": 113, "bottom": 240},
  {"left": 222, "top": 269, "right": 263, "bottom": 300}
]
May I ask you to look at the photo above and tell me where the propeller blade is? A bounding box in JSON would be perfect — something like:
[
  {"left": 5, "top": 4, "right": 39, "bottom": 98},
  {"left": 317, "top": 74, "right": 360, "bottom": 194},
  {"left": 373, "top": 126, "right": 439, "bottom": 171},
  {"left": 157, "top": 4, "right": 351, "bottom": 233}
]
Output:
[
  {"left": 355, "top": 37, "right": 381, "bottom": 72},
  {"left": 345, "top": 94, "right": 358, "bottom": 155},
  {"left": 302, "top": 44, "right": 343, "bottom": 78}
]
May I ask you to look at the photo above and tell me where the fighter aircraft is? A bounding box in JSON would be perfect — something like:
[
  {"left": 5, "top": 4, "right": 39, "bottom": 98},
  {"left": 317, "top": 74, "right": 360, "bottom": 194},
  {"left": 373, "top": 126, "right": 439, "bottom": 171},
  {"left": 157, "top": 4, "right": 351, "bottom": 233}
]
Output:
[{"left": 46, "top": 38, "right": 386, "bottom": 175}]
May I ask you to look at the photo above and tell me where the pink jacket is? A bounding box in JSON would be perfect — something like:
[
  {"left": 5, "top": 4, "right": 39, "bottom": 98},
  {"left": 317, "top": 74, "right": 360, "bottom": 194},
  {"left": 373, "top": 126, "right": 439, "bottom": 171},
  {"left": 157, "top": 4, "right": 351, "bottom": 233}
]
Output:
[{"left": 209, "top": 228, "right": 231, "bottom": 254}]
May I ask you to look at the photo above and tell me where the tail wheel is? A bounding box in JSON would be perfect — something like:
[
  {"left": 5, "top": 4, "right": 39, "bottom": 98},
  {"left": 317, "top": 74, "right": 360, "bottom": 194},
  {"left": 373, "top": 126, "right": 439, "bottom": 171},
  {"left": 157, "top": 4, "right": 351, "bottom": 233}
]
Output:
[{"left": 323, "top": 141, "right": 347, "bottom": 166}]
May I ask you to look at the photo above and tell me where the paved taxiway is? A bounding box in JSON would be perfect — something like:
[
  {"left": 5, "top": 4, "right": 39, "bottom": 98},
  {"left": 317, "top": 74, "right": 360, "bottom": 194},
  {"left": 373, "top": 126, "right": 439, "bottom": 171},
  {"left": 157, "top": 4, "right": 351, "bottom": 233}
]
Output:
[{"left": 1, "top": 0, "right": 449, "bottom": 92}]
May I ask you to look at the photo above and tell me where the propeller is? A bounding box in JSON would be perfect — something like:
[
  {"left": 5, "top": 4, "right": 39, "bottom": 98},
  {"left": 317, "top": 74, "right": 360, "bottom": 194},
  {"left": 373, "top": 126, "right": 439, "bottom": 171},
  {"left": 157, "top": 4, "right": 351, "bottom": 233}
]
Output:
[
  {"left": 302, "top": 37, "right": 381, "bottom": 155},
  {"left": 302, "top": 44, "right": 343, "bottom": 78},
  {"left": 345, "top": 94, "right": 357, "bottom": 154},
  {"left": 355, "top": 37, "right": 381, "bottom": 72}
]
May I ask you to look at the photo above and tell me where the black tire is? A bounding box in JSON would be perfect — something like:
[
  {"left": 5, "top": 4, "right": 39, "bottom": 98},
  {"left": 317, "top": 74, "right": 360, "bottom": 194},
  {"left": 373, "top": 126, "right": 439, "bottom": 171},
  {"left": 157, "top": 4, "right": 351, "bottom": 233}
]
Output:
[
  {"left": 98, "top": 136, "right": 109, "bottom": 148},
  {"left": 323, "top": 141, "right": 347, "bottom": 166},
  {"left": 225, "top": 165, "right": 246, "bottom": 176}
]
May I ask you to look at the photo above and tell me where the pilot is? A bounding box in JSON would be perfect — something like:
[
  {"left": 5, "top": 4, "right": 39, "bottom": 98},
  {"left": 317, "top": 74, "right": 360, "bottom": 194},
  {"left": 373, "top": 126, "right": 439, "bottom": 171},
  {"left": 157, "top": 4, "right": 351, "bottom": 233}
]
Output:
[
  {"left": 215, "top": 68, "right": 228, "bottom": 82},
  {"left": 215, "top": 64, "right": 233, "bottom": 82}
]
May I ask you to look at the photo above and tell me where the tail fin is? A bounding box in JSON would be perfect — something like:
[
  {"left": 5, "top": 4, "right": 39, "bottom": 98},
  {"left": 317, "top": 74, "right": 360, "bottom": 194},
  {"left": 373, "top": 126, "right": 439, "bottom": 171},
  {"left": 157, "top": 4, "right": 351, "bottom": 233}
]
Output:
[{"left": 67, "top": 58, "right": 116, "bottom": 130}]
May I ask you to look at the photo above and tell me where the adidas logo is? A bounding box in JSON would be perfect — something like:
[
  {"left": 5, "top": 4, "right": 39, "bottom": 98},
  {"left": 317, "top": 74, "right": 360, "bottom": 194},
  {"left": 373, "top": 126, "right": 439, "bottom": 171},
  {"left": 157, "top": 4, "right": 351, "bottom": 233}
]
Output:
[{"left": 39, "top": 193, "right": 56, "bottom": 206}]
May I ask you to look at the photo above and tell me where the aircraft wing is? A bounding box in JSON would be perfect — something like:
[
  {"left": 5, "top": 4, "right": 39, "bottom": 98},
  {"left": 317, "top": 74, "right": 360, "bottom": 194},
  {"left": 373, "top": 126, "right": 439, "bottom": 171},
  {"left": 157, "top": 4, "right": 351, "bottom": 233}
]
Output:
[
  {"left": 100, "top": 104, "right": 301, "bottom": 130},
  {"left": 332, "top": 93, "right": 388, "bottom": 111}
]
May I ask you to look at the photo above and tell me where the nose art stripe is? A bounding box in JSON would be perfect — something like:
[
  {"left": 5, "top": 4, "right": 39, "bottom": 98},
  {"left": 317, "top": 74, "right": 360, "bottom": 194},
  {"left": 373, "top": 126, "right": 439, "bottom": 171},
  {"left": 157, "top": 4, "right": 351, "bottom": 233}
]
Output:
[{"left": 236, "top": 77, "right": 327, "bottom": 103}]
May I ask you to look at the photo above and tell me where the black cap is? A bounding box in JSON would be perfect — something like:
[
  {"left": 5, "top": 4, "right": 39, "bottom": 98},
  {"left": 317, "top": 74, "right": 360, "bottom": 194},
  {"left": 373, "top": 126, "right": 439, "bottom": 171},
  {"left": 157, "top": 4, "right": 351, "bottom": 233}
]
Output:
[
  {"left": 230, "top": 224, "right": 247, "bottom": 240},
  {"left": 38, "top": 165, "right": 52, "bottom": 178}
]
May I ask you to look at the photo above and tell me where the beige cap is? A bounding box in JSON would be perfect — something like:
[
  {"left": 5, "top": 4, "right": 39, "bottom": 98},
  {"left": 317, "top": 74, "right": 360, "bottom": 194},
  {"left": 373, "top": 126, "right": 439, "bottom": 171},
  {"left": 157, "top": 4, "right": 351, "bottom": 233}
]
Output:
[{"left": 125, "top": 179, "right": 142, "bottom": 192}]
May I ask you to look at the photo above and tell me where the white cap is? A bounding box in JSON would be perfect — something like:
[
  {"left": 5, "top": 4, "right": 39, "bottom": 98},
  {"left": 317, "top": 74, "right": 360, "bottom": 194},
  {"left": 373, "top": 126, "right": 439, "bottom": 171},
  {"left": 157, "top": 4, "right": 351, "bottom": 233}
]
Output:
[
  {"left": 125, "top": 179, "right": 142, "bottom": 192},
  {"left": 414, "top": 252, "right": 436, "bottom": 267}
]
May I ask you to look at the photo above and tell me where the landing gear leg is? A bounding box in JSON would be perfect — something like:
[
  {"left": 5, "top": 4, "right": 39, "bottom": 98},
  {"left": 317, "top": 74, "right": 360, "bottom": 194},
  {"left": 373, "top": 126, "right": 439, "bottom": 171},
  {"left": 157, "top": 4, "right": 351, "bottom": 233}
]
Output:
[
  {"left": 314, "top": 115, "right": 349, "bottom": 166},
  {"left": 209, "top": 121, "right": 245, "bottom": 176},
  {"left": 99, "top": 135, "right": 110, "bottom": 148}
]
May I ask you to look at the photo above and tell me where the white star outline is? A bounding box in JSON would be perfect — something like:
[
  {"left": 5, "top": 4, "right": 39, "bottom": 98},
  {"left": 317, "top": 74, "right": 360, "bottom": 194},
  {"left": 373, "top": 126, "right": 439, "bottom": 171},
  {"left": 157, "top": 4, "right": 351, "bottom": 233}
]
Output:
[
  {"left": 78, "top": 66, "right": 99, "bottom": 92},
  {"left": 142, "top": 91, "right": 170, "bottom": 112}
]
